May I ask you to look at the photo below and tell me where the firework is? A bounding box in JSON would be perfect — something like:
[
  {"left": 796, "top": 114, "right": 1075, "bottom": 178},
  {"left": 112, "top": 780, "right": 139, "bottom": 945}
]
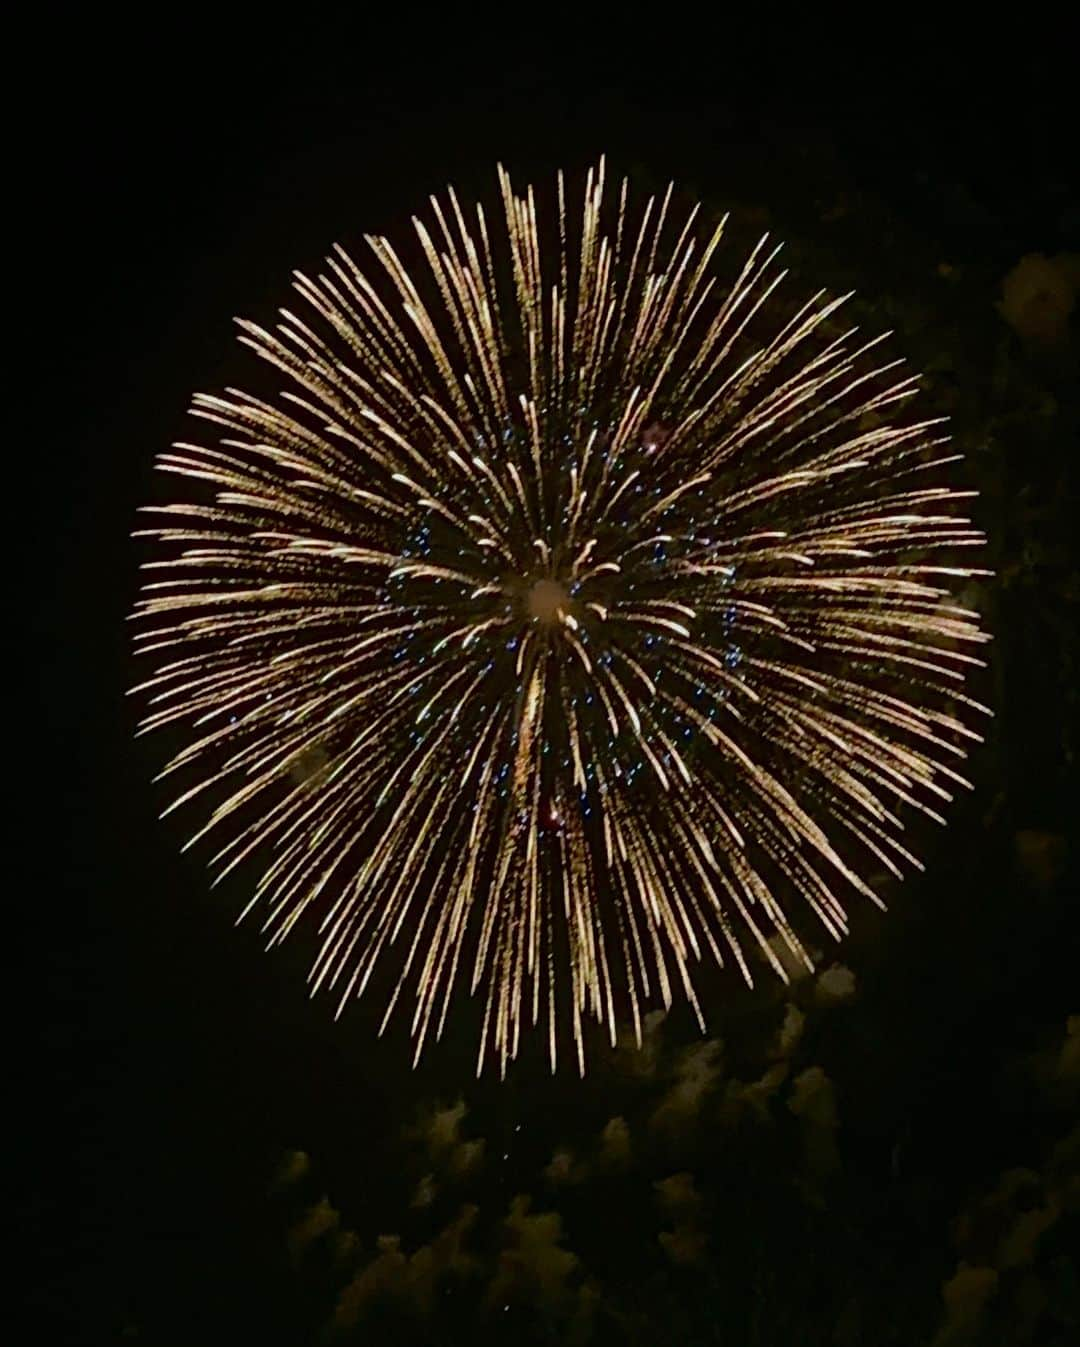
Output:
[{"left": 131, "top": 160, "right": 990, "bottom": 1075}]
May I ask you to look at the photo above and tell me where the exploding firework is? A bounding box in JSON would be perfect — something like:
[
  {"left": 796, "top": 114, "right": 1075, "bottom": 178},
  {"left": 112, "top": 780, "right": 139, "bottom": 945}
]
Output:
[{"left": 131, "top": 160, "right": 990, "bottom": 1074}]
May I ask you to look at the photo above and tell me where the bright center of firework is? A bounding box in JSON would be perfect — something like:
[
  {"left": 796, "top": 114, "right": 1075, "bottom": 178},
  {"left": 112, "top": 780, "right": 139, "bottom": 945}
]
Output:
[{"left": 527, "top": 578, "right": 570, "bottom": 624}]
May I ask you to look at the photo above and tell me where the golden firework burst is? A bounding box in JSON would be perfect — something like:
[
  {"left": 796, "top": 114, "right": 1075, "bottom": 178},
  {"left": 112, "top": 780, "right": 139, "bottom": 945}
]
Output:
[{"left": 131, "top": 159, "right": 990, "bottom": 1075}]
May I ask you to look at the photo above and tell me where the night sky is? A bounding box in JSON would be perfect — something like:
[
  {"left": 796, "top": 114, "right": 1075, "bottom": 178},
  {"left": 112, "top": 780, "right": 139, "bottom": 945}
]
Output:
[{"left": 33, "top": 27, "right": 1076, "bottom": 1345}]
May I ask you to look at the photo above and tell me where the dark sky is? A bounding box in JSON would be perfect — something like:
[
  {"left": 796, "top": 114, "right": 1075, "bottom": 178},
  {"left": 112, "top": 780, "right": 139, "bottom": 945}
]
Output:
[{"left": 32, "top": 26, "right": 1076, "bottom": 1346}]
